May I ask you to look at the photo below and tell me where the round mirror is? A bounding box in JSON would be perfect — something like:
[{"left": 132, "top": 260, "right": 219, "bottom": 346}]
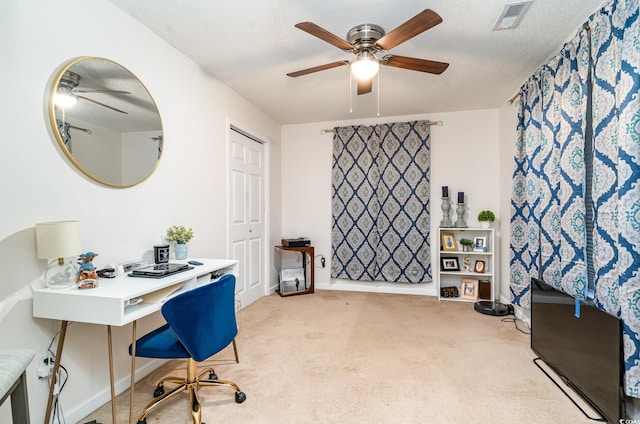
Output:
[{"left": 48, "top": 57, "right": 163, "bottom": 187}]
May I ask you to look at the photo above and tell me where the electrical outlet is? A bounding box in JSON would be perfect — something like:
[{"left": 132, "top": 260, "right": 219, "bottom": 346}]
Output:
[{"left": 37, "top": 352, "right": 55, "bottom": 378}]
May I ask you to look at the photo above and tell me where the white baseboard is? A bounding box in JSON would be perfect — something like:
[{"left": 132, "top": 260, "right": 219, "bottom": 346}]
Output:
[{"left": 316, "top": 279, "right": 437, "bottom": 296}]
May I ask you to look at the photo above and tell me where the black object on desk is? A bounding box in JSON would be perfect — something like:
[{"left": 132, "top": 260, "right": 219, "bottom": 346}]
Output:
[{"left": 128, "top": 263, "right": 193, "bottom": 278}]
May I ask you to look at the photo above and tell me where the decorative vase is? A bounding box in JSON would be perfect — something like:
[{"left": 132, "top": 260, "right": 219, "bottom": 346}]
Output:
[
  {"left": 480, "top": 221, "right": 491, "bottom": 229},
  {"left": 175, "top": 243, "right": 188, "bottom": 260}
]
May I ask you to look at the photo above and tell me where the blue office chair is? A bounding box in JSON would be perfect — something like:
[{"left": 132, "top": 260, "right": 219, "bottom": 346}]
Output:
[{"left": 130, "top": 274, "right": 246, "bottom": 424}]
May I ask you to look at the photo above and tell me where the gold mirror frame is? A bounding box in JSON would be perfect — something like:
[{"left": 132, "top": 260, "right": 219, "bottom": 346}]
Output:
[{"left": 48, "top": 57, "right": 163, "bottom": 188}]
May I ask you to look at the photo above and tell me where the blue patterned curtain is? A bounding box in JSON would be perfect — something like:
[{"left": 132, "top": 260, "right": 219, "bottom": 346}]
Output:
[
  {"left": 590, "top": 0, "right": 640, "bottom": 397},
  {"left": 509, "top": 75, "right": 543, "bottom": 309},
  {"left": 331, "top": 121, "right": 431, "bottom": 283},
  {"left": 510, "top": 30, "right": 590, "bottom": 307},
  {"left": 539, "top": 31, "right": 590, "bottom": 299},
  {"left": 510, "top": 0, "right": 640, "bottom": 397}
]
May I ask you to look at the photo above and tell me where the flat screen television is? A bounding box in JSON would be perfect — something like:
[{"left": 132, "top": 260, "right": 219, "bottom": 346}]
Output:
[{"left": 531, "top": 277, "right": 623, "bottom": 423}]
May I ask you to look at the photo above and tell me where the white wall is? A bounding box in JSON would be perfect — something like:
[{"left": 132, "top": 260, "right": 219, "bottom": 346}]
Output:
[
  {"left": 0, "top": 1, "right": 280, "bottom": 422},
  {"left": 280, "top": 109, "right": 506, "bottom": 296}
]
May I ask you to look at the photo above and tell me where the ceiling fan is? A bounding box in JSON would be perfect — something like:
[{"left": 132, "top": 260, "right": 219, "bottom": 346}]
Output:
[
  {"left": 54, "top": 70, "right": 131, "bottom": 114},
  {"left": 287, "top": 9, "right": 449, "bottom": 95}
]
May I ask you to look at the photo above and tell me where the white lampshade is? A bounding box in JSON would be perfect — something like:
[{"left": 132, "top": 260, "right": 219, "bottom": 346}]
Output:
[
  {"left": 36, "top": 221, "right": 82, "bottom": 259},
  {"left": 36, "top": 221, "right": 82, "bottom": 289},
  {"left": 351, "top": 52, "right": 380, "bottom": 80}
]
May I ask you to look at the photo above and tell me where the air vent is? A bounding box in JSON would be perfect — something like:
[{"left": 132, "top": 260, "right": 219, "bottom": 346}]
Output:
[{"left": 493, "top": 1, "right": 533, "bottom": 31}]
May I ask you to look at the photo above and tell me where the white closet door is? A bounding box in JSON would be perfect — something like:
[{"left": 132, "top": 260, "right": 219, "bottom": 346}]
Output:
[{"left": 229, "top": 127, "right": 266, "bottom": 308}]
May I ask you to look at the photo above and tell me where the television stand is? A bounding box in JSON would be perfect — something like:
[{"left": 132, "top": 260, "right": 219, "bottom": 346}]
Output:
[{"left": 533, "top": 357, "right": 606, "bottom": 422}]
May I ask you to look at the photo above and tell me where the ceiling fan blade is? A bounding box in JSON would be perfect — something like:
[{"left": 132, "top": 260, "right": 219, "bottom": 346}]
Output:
[
  {"left": 295, "top": 22, "right": 355, "bottom": 51},
  {"left": 357, "top": 79, "right": 373, "bottom": 95},
  {"left": 375, "top": 9, "right": 443, "bottom": 51},
  {"left": 77, "top": 95, "right": 128, "bottom": 114},
  {"left": 287, "top": 61, "right": 348, "bottom": 77},
  {"left": 74, "top": 89, "right": 132, "bottom": 95},
  {"left": 383, "top": 55, "right": 449, "bottom": 74}
]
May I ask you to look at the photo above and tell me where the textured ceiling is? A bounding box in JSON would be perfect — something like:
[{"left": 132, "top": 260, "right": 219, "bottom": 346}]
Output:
[{"left": 108, "top": 0, "right": 604, "bottom": 124}]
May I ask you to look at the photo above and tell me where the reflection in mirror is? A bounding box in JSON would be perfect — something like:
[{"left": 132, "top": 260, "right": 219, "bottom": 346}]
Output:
[{"left": 49, "top": 57, "right": 163, "bottom": 187}]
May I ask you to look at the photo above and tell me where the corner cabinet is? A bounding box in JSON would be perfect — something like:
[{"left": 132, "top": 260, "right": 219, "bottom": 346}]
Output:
[{"left": 436, "top": 228, "right": 495, "bottom": 302}]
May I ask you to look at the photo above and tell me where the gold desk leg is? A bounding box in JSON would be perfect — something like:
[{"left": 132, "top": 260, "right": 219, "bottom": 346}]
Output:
[
  {"left": 44, "top": 320, "right": 67, "bottom": 424},
  {"left": 107, "top": 326, "right": 116, "bottom": 424},
  {"left": 232, "top": 338, "right": 239, "bottom": 363},
  {"left": 129, "top": 320, "right": 137, "bottom": 424}
]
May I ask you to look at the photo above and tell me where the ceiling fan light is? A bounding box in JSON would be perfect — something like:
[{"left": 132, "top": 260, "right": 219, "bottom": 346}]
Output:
[
  {"left": 54, "top": 85, "right": 78, "bottom": 108},
  {"left": 351, "top": 52, "right": 380, "bottom": 80}
]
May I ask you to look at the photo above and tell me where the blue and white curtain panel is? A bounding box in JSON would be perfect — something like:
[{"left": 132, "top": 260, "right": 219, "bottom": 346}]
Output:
[
  {"left": 590, "top": 0, "right": 640, "bottom": 397},
  {"left": 510, "top": 0, "right": 640, "bottom": 397},
  {"left": 331, "top": 121, "right": 431, "bottom": 284},
  {"left": 510, "top": 29, "right": 590, "bottom": 308}
]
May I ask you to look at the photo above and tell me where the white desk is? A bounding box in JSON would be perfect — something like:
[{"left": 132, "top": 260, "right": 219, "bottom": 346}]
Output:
[{"left": 32, "top": 258, "right": 239, "bottom": 424}]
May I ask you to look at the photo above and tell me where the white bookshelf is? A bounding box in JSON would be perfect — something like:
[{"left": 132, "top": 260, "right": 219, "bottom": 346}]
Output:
[{"left": 436, "top": 228, "right": 495, "bottom": 302}]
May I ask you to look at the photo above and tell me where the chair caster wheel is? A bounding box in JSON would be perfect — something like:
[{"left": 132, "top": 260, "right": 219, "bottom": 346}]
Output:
[
  {"left": 235, "top": 391, "right": 247, "bottom": 403},
  {"left": 153, "top": 384, "right": 165, "bottom": 397},
  {"left": 209, "top": 371, "right": 218, "bottom": 380}
]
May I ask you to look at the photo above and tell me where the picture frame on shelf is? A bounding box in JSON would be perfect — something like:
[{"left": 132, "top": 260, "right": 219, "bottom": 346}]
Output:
[
  {"left": 441, "top": 233, "right": 457, "bottom": 251},
  {"left": 474, "top": 260, "right": 486, "bottom": 273},
  {"left": 461, "top": 279, "right": 479, "bottom": 300},
  {"left": 474, "top": 236, "right": 487, "bottom": 251},
  {"left": 441, "top": 257, "right": 460, "bottom": 271}
]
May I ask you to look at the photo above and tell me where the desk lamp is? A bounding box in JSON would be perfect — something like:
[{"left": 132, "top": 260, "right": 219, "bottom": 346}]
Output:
[{"left": 36, "top": 221, "right": 82, "bottom": 289}]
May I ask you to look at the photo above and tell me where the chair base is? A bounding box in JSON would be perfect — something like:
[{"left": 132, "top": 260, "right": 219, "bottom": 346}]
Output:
[{"left": 136, "top": 358, "right": 245, "bottom": 424}]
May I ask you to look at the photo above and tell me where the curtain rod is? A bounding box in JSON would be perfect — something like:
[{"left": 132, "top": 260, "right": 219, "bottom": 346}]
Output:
[
  {"left": 320, "top": 120, "right": 443, "bottom": 134},
  {"left": 508, "top": 93, "right": 520, "bottom": 104}
]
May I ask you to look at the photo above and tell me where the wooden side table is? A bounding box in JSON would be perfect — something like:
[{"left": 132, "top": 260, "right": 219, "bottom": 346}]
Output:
[{"left": 276, "top": 245, "right": 314, "bottom": 297}]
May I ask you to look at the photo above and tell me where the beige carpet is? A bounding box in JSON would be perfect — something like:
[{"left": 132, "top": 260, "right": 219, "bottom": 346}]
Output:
[{"left": 83, "top": 290, "right": 597, "bottom": 423}]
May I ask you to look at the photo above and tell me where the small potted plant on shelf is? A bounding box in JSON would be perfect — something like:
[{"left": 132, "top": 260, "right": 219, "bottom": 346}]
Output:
[
  {"left": 477, "top": 210, "right": 496, "bottom": 229},
  {"left": 459, "top": 238, "right": 475, "bottom": 252},
  {"left": 166, "top": 225, "right": 194, "bottom": 260}
]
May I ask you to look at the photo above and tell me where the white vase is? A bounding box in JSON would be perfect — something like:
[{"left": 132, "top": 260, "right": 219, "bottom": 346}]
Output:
[
  {"left": 175, "top": 243, "right": 188, "bottom": 260},
  {"left": 480, "top": 221, "right": 491, "bottom": 229}
]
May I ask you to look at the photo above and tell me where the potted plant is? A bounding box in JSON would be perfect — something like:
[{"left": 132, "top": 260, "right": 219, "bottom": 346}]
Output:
[
  {"left": 477, "top": 210, "right": 496, "bottom": 229},
  {"left": 166, "top": 225, "right": 194, "bottom": 260},
  {"left": 459, "top": 238, "right": 475, "bottom": 252}
]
